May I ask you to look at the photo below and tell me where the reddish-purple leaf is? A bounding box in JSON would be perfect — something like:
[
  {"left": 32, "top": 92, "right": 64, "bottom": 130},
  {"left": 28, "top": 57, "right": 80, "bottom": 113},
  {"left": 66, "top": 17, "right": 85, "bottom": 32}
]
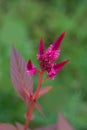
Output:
[
  {"left": 16, "top": 123, "right": 30, "bottom": 130},
  {"left": 57, "top": 113, "right": 74, "bottom": 130},
  {"left": 0, "top": 123, "right": 16, "bottom": 130},
  {"left": 38, "top": 86, "right": 52, "bottom": 98},
  {"left": 10, "top": 46, "right": 33, "bottom": 102}
]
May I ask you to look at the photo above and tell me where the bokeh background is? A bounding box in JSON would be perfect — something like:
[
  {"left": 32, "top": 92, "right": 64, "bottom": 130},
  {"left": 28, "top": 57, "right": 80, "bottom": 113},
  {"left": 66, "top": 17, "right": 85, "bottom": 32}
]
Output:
[{"left": 0, "top": 0, "right": 87, "bottom": 130}]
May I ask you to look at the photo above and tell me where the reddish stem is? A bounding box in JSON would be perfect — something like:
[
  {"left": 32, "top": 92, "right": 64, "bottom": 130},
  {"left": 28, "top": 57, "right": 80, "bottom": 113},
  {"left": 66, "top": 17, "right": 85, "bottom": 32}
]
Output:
[
  {"left": 34, "top": 71, "right": 44, "bottom": 99},
  {"left": 24, "top": 71, "right": 44, "bottom": 130}
]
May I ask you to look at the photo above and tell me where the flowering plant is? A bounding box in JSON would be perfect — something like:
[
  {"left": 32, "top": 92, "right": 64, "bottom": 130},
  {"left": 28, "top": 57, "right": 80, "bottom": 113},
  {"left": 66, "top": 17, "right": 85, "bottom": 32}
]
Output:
[{"left": 0, "top": 32, "right": 73, "bottom": 130}]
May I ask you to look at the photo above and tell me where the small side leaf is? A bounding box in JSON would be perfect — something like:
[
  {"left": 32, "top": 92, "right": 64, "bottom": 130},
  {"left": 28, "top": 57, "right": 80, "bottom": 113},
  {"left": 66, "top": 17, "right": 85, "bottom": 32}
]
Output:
[
  {"left": 0, "top": 123, "right": 16, "bottom": 130},
  {"left": 35, "top": 102, "right": 45, "bottom": 117},
  {"left": 10, "top": 46, "right": 33, "bottom": 102},
  {"left": 38, "top": 86, "right": 52, "bottom": 98}
]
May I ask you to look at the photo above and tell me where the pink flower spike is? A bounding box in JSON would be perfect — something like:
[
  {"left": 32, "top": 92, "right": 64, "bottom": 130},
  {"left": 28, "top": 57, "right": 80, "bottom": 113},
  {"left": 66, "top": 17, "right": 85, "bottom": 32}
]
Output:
[
  {"left": 54, "top": 60, "right": 69, "bottom": 72},
  {"left": 37, "top": 38, "right": 44, "bottom": 60},
  {"left": 46, "top": 32, "right": 66, "bottom": 52},
  {"left": 48, "top": 60, "right": 69, "bottom": 80},
  {"left": 27, "top": 60, "right": 37, "bottom": 75},
  {"left": 37, "top": 32, "right": 69, "bottom": 80},
  {"left": 53, "top": 32, "right": 66, "bottom": 50},
  {"left": 45, "top": 32, "right": 66, "bottom": 62}
]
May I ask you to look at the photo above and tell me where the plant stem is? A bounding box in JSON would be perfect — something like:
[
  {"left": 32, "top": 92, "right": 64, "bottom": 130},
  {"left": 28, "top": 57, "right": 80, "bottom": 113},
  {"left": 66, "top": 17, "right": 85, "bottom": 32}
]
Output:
[
  {"left": 24, "top": 71, "right": 44, "bottom": 130},
  {"left": 34, "top": 71, "right": 44, "bottom": 99}
]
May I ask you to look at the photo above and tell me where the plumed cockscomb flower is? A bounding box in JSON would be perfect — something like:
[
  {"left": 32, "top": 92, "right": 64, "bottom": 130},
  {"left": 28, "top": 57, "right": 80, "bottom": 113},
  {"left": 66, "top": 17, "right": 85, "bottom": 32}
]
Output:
[
  {"left": 27, "top": 32, "right": 69, "bottom": 80},
  {"left": 37, "top": 32, "right": 69, "bottom": 79}
]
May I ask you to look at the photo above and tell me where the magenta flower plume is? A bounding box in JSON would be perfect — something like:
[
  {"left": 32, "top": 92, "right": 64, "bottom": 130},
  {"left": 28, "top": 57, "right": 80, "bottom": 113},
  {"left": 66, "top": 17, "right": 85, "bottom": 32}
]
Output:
[
  {"left": 38, "top": 32, "right": 69, "bottom": 79},
  {"left": 27, "top": 32, "right": 69, "bottom": 80},
  {"left": 48, "top": 60, "right": 69, "bottom": 80}
]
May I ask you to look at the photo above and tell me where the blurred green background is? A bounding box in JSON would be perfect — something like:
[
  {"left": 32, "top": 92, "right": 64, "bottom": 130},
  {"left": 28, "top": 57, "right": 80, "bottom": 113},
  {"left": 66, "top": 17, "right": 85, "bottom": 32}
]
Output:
[{"left": 0, "top": 0, "right": 87, "bottom": 130}]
